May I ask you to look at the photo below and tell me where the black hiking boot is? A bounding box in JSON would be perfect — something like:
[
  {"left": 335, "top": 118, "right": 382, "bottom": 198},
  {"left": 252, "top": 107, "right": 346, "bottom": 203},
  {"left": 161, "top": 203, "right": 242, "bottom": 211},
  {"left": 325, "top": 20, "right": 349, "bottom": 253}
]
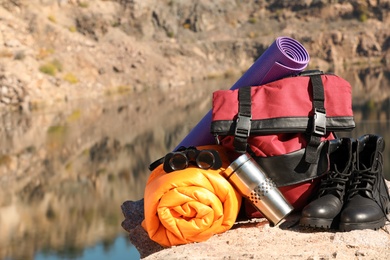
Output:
[
  {"left": 300, "top": 138, "right": 353, "bottom": 229},
  {"left": 339, "top": 134, "right": 390, "bottom": 231}
]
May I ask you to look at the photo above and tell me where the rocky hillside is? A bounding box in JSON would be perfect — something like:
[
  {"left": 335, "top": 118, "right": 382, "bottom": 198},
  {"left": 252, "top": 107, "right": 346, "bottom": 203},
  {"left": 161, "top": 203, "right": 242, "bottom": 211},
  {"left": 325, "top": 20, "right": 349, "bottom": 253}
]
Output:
[{"left": 1, "top": 0, "right": 390, "bottom": 111}]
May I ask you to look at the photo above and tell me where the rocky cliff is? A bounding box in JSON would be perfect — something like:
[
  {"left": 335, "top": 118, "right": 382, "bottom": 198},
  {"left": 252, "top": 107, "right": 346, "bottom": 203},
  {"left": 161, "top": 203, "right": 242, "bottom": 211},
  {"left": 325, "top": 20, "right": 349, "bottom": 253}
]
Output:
[{"left": 1, "top": 0, "right": 390, "bottom": 110}]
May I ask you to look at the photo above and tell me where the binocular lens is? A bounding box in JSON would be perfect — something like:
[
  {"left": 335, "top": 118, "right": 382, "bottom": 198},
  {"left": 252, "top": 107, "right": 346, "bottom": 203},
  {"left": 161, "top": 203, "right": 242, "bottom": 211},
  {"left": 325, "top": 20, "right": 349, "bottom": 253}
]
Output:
[
  {"left": 169, "top": 153, "right": 188, "bottom": 170},
  {"left": 162, "top": 147, "right": 222, "bottom": 173},
  {"left": 196, "top": 151, "right": 215, "bottom": 169}
]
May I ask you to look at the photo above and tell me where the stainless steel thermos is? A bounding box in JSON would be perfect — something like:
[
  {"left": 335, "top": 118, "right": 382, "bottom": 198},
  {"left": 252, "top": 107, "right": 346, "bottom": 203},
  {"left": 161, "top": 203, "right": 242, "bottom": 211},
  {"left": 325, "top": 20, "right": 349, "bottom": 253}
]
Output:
[{"left": 223, "top": 153, "right": 294, "bottom": 226}]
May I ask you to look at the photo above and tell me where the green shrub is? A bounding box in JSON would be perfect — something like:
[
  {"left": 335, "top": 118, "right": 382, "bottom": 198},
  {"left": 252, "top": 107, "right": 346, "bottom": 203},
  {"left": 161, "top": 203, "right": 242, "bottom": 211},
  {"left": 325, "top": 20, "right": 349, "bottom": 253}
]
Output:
[
  {"left": 39, "top": 59, "right": 63, "bottom": 76},
  {"left": 105, "top": 85, "right": 133, "bottom": 96},
  {"left": 39, "top": 63, "right": 57, "bottom": 76},
  {"left": 63, "top": 73, "right": 79, "bottom": 84},
  {"left": 48, "top": 15, "right": 56, "bottom": 23},
  {"left": 359, "top": 13, "right": 368, "bottom": 22},
  {"left": 248, "top": 17, "right": 256, "bottom": 24},
  {"left": 47, "top": 125, "right": 66, "bottom": 135},
  {"left": 356, "top": 4, "right": 369, "bottom": 22},
  {"left": 69, "top": 26, "right": 77, "bottom": 32},
  {"left": 78, "top": 2, "right": 89, "bottom": 8},
  {"left": 66, "top": 109, "right": 81, "bottom": 122}
]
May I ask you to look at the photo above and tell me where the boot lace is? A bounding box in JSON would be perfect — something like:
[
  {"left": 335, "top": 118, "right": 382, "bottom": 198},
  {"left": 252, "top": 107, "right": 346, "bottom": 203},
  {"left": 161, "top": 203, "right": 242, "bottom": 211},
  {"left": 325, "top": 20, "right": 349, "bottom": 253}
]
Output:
[
  {"left": 348, "top": 151, "right": 382, "bottom": 198},
  {"left": 347, "top": 166, "right": 375, "bottom": 198},
  {"left": 318, "top": 165, "right": 350, "bottom": 198}
]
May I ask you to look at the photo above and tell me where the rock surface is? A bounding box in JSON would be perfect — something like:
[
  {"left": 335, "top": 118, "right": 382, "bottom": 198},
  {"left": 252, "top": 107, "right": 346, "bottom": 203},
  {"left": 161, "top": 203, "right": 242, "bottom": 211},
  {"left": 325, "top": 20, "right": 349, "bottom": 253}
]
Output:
[
  {"left": 1, "top": 0, "right": 390, "bottom": 110},
  {"left": 122, "top": 180, "right": 390, "bottom": 259}
]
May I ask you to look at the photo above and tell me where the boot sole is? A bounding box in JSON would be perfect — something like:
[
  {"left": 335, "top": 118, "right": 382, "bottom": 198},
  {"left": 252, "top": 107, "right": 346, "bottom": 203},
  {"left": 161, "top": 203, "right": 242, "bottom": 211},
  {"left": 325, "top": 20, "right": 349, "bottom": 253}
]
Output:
[
  {"left": 299, "top": 217, "right": 336, "bottom": 229},
  {"left": 339, "top": 217, "right": 386, "bottom": 232}
]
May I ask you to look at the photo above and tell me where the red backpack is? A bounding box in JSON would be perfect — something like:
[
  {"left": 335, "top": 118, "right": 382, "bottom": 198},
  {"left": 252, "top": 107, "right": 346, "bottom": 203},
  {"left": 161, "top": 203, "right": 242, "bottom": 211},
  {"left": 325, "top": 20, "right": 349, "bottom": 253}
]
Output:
[{"left": 210, "top": 70, "right": 355, "bottom": 217}]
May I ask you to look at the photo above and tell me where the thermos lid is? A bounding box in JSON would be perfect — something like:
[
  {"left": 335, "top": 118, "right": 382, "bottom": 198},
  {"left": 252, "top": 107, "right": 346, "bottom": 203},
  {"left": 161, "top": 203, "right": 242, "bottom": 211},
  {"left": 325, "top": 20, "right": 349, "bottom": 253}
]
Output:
[{"left": 222, "top": 153, "right": 252, "bottom": 179}]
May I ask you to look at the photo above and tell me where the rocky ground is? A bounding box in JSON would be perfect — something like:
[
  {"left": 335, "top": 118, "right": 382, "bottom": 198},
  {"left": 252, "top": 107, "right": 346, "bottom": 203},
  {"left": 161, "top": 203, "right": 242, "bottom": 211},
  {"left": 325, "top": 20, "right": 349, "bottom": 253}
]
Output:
[
  {"left": 122, "top": 180, "right": 390, "bottom": 260},
  {"left": 1, "top": 0, "right": 390, "bottom": 111}
]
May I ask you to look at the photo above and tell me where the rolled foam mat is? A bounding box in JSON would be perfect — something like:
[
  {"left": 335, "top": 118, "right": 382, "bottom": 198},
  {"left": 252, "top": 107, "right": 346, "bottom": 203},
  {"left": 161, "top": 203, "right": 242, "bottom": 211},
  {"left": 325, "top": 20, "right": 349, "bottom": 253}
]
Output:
[{"left": 175, "top": 36, "right": 310, "bottom": 149}]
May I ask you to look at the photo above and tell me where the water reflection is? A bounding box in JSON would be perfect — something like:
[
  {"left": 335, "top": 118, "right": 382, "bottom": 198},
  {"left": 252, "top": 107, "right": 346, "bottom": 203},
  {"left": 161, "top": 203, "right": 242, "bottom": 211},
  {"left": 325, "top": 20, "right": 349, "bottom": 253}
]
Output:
[
  {"left": 0, "top": 67, "right": 389, "bottom": 260},
  {"left": 34, "top": 236, "right": 136, "bottom": 260},
  {"left": 0, "top": 77, "right": 234, "bottom": 260},
  {"left": 336, "top": 66, "right": 390, "bottom": 180}
]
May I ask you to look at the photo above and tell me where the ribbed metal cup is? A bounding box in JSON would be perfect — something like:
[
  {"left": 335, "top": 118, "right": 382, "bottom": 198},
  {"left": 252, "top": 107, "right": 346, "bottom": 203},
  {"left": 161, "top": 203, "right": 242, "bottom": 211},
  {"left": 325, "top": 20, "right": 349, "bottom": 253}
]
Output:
[{"left": 223, "top": 153, "right": 294, "bottom": 226}]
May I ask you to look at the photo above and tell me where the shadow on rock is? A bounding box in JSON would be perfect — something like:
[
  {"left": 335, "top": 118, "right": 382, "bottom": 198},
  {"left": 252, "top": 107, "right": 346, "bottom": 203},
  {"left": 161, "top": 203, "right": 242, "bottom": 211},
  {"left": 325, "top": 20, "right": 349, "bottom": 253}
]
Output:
[{"left": 121, "top": 199, "right": 164, "bottom": 258}]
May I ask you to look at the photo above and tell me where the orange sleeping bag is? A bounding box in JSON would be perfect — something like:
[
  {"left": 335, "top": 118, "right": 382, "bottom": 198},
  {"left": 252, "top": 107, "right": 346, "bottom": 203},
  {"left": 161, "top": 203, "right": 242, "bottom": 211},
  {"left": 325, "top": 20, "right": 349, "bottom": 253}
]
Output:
[{"left": 142, "top": 145, "right": 242, "bottom": 247}]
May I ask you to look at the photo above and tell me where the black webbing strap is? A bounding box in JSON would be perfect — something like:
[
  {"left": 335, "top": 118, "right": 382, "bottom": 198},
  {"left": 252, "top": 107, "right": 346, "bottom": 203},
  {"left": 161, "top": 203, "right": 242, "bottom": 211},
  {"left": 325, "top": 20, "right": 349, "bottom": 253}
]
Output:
[
  {"left": 233, "top": 86, "right": 252, "bottom": 153},
  {"left": 305, "top": 73, "right": 327, "bottom": 164}
]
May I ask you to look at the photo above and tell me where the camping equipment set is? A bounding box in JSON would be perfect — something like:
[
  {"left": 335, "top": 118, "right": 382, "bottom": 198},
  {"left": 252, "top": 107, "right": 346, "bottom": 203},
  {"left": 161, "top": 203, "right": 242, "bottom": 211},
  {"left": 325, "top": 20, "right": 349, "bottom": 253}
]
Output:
[
  {"left": 141, "top": 37, "right": 390, "bottom": 247},
  {"left": 210, "top": 70, "right": 355, "bottom": 216}
]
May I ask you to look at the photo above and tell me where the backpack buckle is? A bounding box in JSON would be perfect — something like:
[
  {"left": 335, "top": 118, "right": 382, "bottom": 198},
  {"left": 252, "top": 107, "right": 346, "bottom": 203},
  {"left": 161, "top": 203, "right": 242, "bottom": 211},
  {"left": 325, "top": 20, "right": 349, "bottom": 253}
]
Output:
[
  {"left": 313, "top": 108, "right": 326, "bottom": 135},
  {"left": 235, "top": 113, "right": 252, "bottom": 138}
]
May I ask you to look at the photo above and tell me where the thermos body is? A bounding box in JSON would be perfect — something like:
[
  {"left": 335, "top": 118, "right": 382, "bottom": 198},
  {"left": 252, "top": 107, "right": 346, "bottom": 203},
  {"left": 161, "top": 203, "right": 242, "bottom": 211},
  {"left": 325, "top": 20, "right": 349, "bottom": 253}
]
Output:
[{"left": 223, "top": 153, "right": 294, "bottom": 226}]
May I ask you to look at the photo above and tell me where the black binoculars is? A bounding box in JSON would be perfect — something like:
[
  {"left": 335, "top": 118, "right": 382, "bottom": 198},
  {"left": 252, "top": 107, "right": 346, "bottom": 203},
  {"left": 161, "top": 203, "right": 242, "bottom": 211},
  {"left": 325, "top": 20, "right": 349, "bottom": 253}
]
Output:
[{"left": 163, "top": 146, "right": 222, "bottom": 173}]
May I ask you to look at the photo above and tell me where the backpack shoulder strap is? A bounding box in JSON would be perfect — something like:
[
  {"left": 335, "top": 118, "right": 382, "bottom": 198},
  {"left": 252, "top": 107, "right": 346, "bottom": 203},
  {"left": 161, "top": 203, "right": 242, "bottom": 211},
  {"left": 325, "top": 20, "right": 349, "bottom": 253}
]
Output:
[
  {"left": 233, "top": 86, "right": 252, "bottom": 153},
  {"left": 305, "top": 72, "right": 327, "bottom": 163}
]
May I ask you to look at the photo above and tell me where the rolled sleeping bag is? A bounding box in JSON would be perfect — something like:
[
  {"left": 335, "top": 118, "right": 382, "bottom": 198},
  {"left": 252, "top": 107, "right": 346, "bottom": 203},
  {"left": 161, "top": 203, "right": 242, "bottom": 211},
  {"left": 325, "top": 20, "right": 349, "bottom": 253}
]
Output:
[
  {"left": 142, "top": 145, "right": 242, "bottom": 247},
  {"left": 176, "top": 36, "right": 310, "bottom": 149}
]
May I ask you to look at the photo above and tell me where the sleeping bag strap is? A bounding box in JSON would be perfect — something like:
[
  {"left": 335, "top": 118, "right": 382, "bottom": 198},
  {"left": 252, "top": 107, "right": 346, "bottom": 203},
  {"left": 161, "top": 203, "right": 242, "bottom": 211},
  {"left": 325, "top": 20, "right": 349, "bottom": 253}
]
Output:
[
  {"left": 234, "top": 86, "right": 252, "bottom": 154},
  {"left": 305, "top": 73, "right": 326, "bottom": 164}
]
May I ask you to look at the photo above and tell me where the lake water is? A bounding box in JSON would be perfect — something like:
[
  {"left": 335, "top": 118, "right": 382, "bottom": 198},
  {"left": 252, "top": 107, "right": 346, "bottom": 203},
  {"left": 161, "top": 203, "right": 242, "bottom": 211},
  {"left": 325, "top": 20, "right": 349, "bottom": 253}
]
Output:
[{"left": 0, "top": 67, "right": 389, "bottom": 260}]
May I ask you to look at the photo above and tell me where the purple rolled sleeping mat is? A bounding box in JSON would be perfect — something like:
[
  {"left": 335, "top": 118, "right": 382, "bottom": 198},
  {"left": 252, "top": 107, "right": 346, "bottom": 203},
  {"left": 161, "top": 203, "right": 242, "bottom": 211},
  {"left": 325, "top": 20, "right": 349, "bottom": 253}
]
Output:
[{"left": 175, "top": 36, "right": 310, "bottom": 149}]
